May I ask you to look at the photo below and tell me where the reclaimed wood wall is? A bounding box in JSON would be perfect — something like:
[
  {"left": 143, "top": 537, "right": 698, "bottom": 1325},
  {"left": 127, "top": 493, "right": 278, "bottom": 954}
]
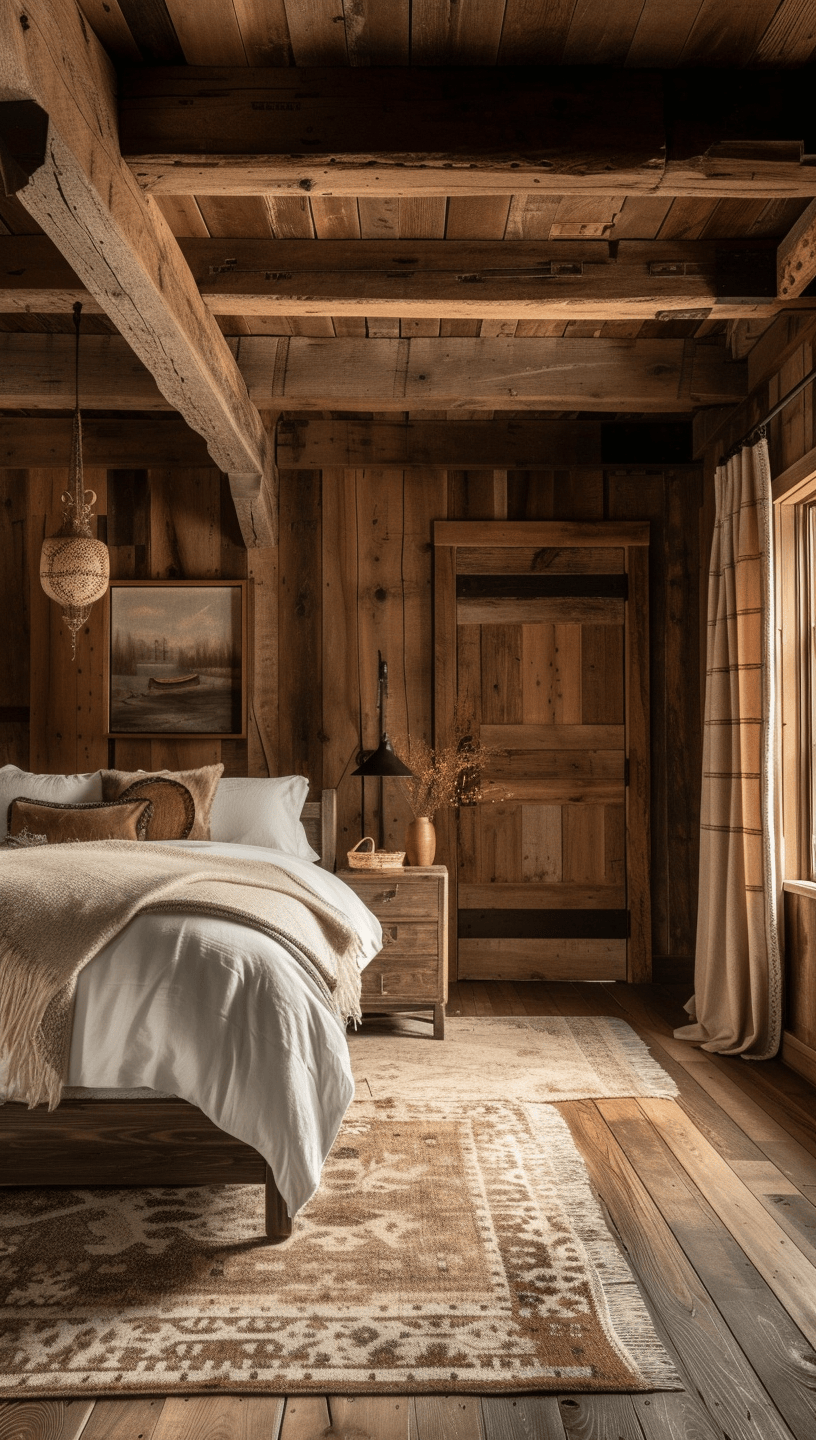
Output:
[{"left": 0, "top": 458, "right": 702, "bottom": 978}]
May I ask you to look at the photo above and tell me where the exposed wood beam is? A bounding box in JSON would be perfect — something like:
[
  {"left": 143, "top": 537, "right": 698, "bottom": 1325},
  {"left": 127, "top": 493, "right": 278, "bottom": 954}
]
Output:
[
  {"left": 778, "top": 199, "right": 816, "bottom": 300},
  {"left": 0, "top": 415, "right": 210, "bottom": 467},
  {"left": 0, "top": 334, "right": 747, "bottom": 411},
  {"left": 1, "top": 236, "right": 806, "bottom": 321},
  {"left": 0, "top": 0, "right": 276, "bottom": 546},
  {"left": 276, "top": 418, "right": 603, "bottom": 469},
  {"left": 120, "top": 66, "right": 816, "bottom": 198}
]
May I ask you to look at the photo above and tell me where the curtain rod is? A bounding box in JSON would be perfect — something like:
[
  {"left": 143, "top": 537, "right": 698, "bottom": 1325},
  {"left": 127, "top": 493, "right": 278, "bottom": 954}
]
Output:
[{"left": 721, "top": 365, "right": 816, "bottom": 464}]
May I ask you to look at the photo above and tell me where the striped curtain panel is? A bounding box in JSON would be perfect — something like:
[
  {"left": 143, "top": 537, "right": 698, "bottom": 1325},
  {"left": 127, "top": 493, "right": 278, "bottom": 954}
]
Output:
[{"left": 675, "top": 437, "right": 782, "bottom": 1059}]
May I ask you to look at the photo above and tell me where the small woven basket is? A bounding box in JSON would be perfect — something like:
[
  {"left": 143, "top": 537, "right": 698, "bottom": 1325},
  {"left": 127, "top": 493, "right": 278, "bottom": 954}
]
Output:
[{"left": 347, "top": 837, "right": 406, "bottom": 870}]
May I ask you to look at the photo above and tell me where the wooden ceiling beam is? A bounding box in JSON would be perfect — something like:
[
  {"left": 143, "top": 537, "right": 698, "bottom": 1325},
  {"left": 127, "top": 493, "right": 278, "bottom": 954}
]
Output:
[
  {"left": 1, "top": 236, "right": 805, "bottom": 321},
  {"left": 0, "top": 415, "right": 210, "bottom": 467},
  {"left": 778, "top": 199, "right": 816, "bottom": 300},
  {"left": 120, "top": 66, "right": 816, "bottom": 199},
  {"left": 0, "top": 333, "right": 746, "bottom": 411},
  {"left": 276, "top": 418, "right": 604, "bottom": 469},
  {"left": 0, "top": 0, "right": 276, "bottom": 546}
]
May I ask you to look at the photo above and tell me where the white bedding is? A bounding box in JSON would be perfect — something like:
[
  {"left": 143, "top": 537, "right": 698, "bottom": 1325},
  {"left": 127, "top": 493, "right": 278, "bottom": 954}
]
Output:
[{"left": 2, "top": 842, "right": 382, "bottom": 1217}]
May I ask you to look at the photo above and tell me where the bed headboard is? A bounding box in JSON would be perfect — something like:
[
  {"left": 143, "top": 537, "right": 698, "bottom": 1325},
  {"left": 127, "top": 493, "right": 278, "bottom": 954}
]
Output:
[{"left": 301, "top": 789, "right": 337, "bottom": 872}]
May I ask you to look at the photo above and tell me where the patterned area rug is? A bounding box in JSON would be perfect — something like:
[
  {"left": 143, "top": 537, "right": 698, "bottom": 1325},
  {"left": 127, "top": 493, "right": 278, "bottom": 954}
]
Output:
[
  {"left": 349, "top": 1015, "right": 678, "bottom": 1102},
  {"left": 0, "top": 1101, "right": 679, "bottom": 1397}
]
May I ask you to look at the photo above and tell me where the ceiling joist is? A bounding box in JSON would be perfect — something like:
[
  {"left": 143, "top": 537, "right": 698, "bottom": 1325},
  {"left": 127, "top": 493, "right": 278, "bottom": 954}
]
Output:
[
  {"left": 778, "top": 199, "right": 816, "bottom": 300},
  {"left": 0, "top": 333, "right": 746, "bottom": 412},
  {"left": 0, "top": 0, "right": 277, "bottom": 546},
  {"left": 120, "top": 65, "right": 816, "bottom": 199},
  {"left": 1, "top": 236, "right": 809, "bottom": 322}
]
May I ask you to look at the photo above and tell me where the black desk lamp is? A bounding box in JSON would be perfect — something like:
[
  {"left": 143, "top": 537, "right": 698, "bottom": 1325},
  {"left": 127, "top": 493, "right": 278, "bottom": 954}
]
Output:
[{"left": 352, "top": 652, "right": 413, "bottom": 849}]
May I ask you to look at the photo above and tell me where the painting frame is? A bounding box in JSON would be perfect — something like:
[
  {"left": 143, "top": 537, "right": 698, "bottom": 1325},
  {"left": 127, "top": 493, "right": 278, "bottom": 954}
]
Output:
[{"left": 106, "top": 580, "right": 247, "bottom": 740}]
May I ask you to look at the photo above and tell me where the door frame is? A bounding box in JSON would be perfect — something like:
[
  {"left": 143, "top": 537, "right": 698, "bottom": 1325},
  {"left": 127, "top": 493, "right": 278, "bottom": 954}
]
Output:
[{"left": 433, "top": 519, "right": 651, "bottom": 984}]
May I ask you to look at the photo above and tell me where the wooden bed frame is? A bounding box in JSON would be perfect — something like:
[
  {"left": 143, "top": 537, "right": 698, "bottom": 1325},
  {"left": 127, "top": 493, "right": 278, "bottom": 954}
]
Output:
[{"left": 0, "top": 789, "right": 339, "bottom": 1242}]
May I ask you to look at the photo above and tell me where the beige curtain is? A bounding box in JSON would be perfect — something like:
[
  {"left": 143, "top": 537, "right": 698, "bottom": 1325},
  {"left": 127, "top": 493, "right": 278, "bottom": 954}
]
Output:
[{"left": 675, "top": 437, "right": 781, "bottom": 1059}]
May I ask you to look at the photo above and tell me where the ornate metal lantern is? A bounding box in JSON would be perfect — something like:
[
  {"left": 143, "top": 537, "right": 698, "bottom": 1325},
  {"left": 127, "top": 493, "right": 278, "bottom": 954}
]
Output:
[{"left": 39, "top": 303, "right": 109, "bottom": 658}]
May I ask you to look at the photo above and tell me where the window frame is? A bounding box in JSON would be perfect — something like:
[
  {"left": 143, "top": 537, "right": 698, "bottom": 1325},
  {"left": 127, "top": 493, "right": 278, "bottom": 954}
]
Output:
[{"left": 775, "top": 457, "right": 816, "bottom": 883}]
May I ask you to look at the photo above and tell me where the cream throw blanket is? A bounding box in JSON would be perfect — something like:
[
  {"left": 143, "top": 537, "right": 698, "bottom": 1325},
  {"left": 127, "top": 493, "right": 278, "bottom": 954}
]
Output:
[{"left": 0, "top": 842, "right": 364, "bottom": 1109}]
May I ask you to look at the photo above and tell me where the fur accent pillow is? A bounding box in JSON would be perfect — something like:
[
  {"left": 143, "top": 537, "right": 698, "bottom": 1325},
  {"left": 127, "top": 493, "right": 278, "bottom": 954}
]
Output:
[
  {"left": 117, "top": 776, "right": 196, "bottom": 841},
  {"left": 8, "top": 797, "right": 154, "bottom": 844},
  {"left": 102, "top": 763, "right": 223, "bottom": 840}
]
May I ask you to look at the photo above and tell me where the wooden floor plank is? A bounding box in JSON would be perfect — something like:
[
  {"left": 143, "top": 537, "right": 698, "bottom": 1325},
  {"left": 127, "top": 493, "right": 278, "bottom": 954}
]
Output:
[
  {"left": 513, "top": 982, "right": 564, "bottom": 1015},
  {"left": 279, "top": 1397, "right": 327, "bottom": 1440},
  {"left": 630, "top": 1392, "right": 724, "bottom": 1440},
  {"left": 152, "top": 1397, "right": 284, "bottom": 1440},
  {"left": 0, "top": 1402, "right": 95, "bottom": 1440},
  {"left": 329, "top": 1397, "right": 410, "bottom": 1439},
  {"left": 80, "top": 1398, "right": 167, "bottom": 1440},
  {"left": 480, "top": 1396, "right": 566, "bottom": 1439},
  {"left": 556, "top": 1394, "right": 645, "bottom": 1439},
  {"left": 560, "top": 1099, "right": 796, "bottom": 1440},
  {"left": 600, "top": 1096, "right": 816, "bottom": 1440},
  {"left": 604, "top": 985, "right": 816, "bottom": 1189},
  {"left": 412, "top": 1396, "right": 485, "bottom": 1439},
  {"left": 639, "top": 1097, "right": 816, "bottom": 1350}
]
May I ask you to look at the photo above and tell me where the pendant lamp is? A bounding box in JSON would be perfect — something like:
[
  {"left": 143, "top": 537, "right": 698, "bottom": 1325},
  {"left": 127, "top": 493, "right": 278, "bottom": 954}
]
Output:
[{"left": 40, "top": 302, "right": 110, "bottom": 659}]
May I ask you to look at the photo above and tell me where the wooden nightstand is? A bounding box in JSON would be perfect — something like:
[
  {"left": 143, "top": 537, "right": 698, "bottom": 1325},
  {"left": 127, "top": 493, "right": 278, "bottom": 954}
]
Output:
[{"left": 338, "top": 865, "right": 448, "bottom": 1039}]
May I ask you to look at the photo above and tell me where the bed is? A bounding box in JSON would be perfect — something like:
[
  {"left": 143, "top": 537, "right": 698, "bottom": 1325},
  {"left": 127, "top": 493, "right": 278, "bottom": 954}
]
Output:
[{"left": 0, "top": 788, "right": 377, "bottom": 1242}]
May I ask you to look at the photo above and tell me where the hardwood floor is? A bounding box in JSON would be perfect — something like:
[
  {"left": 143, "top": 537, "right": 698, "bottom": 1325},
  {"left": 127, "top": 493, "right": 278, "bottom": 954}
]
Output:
[{"left": 2, "top": 981, "right": 816, "bottom": 1440}]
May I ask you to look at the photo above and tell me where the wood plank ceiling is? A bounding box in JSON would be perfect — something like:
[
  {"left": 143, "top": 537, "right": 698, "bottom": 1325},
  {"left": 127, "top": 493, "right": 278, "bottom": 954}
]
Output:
[{"left": 0, "top": 0, "right": 813, "bottom": 367}]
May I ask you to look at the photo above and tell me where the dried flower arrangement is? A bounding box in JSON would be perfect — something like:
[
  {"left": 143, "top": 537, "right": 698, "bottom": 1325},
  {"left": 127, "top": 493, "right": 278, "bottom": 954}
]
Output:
[{"left": 393, "top": 719, "right": 496, "bottom": 820}]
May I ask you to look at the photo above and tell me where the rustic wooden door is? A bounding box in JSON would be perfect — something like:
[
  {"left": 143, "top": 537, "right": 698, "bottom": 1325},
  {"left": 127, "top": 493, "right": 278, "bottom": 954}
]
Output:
[{"left": 434, "top": 520, "right": 650, "bottom": 984}]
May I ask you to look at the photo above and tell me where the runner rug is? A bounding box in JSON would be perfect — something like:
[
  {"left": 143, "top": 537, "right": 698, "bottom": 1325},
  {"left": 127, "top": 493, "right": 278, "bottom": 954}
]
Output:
[
  {"left": 0, "top": 1100, "right": 680, "bottom": 1397},
  {"left": 349, "top": 1014, "right": 679, "bottom": 1102}
]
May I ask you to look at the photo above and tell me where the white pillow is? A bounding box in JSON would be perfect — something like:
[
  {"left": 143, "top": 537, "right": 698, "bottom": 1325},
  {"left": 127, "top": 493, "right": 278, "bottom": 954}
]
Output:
[
  {"left": 0, "top": 765, "right": 103, "bottom": 840},
  {"left": 209, "top": 776, "right": 319, "bottom": 861}
]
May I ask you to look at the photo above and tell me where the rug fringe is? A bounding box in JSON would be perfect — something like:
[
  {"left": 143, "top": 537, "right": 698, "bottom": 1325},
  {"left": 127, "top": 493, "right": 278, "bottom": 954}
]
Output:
[
  {"left": 598, "top": 1018, "right": 679, "bottom": 1098},
  {"left": 525, "top": 1104, "right": 683, "bottom": 1390}
]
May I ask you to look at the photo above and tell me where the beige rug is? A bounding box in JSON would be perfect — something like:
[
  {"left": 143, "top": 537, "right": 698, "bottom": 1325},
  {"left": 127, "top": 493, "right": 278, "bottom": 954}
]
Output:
[
  {"left": 349, "top": 1016, "right": 678, "bottom": 1102},
  {"left": 0, "top": 1101, "right": 679, "bottom": 1398}
]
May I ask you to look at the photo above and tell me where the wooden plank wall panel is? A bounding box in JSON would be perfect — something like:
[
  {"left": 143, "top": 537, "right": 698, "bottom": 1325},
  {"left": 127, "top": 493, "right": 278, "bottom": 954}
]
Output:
[
  {"left": 0, "top": 471, "right": 29, "bottom": 769},
  {"left": 1, "top": 459, "right": 700, "bottom": 979},
  {"left": 28, "top": 468, "right": 109, "bottom": 775}
]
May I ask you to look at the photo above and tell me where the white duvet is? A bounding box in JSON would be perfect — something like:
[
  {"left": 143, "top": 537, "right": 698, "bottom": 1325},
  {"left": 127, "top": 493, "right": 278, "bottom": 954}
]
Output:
[{"left": 2, "top": 842, "right": 382, "bottom": 1217}]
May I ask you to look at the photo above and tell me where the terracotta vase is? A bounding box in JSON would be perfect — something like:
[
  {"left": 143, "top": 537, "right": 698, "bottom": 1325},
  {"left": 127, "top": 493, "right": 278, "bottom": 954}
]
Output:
[{"left": 405, "top": 816, "right": 436, "bottom": 866}]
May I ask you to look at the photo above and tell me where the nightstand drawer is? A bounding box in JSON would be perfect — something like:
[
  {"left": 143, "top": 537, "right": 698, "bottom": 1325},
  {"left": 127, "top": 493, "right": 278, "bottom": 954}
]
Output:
[
  {"left": 345, "top": 875, "right": 440, "bottom": 919},
  {"left": 379, "top": 921, "right": 438, "bottom": 953},
  {"left": 361, "top": 956, "right": 440, "bottom": 1002}
]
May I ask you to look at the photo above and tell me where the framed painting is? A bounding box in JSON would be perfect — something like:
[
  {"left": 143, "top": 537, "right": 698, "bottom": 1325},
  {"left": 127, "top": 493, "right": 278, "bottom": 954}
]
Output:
[{"left": 106, "top": 581, "right": 247, "bottom": 739}]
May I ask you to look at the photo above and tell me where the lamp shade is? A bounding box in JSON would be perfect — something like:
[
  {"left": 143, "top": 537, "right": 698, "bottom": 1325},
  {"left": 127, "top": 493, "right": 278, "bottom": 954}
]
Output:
[{"left": 352, "top": 733, "right": 414, "bottom": 778}]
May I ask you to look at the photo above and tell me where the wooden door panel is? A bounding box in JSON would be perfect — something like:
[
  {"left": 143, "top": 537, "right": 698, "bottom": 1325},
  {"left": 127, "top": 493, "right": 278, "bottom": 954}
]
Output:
[
  {"left": 582, "top": 625, "right": 625, "bottom": 723},
  {"left": 458, "top": 938, "right": 627, "bottom": 981},
  {"left": 521, "top": 623, "right": 583, "bottom": 723},
  {"left": 460, "top": 596, "right": 624, "bottom": 625},
  {"left": 605, "top": 804, "right": 626, "bottom": 885},
  {"left": 480, "top": 624, "right": 522, "bottom": 723},
  {"left": 482, "top": 723, "right": 625, "bottom": 750},
  {"left": 456, "top": 546, "right": 626, "bottom": 574},
  {"left": 459, "top": 882, "right": 626, "bottom": 909},
  {"left": 456, "top": 623, "right": 482, "bottom": 728},
  {"left": 475, "top": 802, "right": 521, "bottom": 883},
  {"left": 435, "top": 519, "right": 649, "bottom": 983},
  {"left": 563, "top": 805, "right": 607, "bottom": 884},
  {"left": 521, "top": 804, "right": 562, "bottom": 880}
]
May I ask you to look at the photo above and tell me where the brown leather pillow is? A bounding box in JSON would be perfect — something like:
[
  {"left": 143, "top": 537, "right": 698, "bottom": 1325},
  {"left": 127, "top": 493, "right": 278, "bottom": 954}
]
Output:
[
  {"left": 8, "top": 796, "right": 154, "bottom": 844},
  {"left": 117, "top": 776, "right": 195, "bottom": 841},
  {"left": 102, "top": 763, "right": 223, "bottom": 840}
]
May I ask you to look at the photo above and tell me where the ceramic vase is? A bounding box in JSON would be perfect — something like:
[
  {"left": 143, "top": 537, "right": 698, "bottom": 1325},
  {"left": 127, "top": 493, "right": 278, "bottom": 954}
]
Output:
[{"left": 405, "top": 816, "right": 436, "bottom": 866}]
